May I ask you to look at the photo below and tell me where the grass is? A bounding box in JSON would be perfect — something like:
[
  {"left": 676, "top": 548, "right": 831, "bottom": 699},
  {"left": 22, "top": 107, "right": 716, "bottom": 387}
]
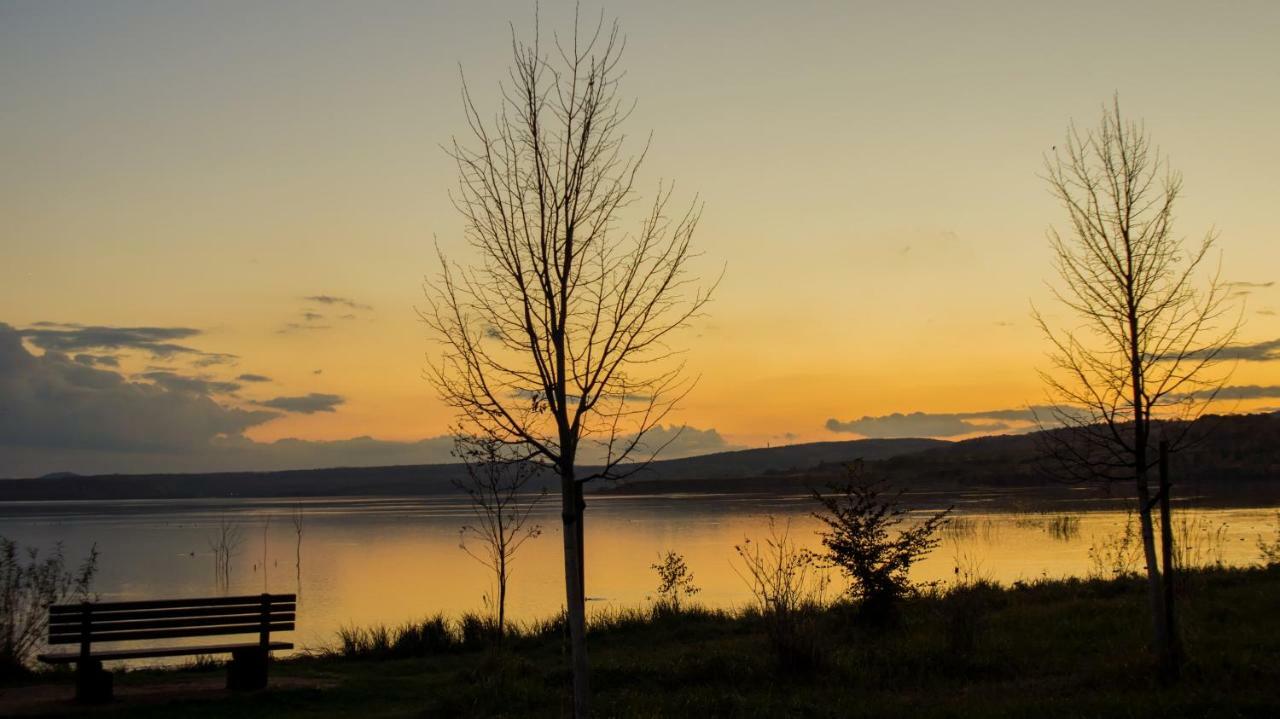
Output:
[{"left": 8, "top": 565, "right": 1280, "bottom": 718}]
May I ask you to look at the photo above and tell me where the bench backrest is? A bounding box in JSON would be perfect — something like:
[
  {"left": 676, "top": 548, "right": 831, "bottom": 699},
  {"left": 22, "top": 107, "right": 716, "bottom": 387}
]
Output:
[{"left": 48, "top": 594, "right": 296, "bottom": 656}]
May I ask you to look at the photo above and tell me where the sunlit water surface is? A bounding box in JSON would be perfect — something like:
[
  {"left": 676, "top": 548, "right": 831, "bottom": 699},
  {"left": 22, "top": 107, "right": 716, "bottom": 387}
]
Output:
[{"left": 1, "top": 492, "right": 1275, "bottom": 662}]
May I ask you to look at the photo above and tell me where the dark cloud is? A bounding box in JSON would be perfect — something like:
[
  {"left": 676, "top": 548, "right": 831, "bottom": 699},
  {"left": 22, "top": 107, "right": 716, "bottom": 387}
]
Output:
[
  {"left": 826, "top": 412, "right": 1007, "bottom": 438},
  {"left": 1173, "top": 385, "right": 1280, "bottom": 402},
  {"left": 1225, "top": 281, "right": 1274, "bottom": 290},
  {"left": 1258, "top": 309, "right": 1276, "bottom": 317},
  {"left": 138, "top": 371, "right": 241, "bottom": 396},
  {"left": 74, "top": 354, "right": 120, "bottom": 368},
  {"left": 619, "top": 424, "right": 739, "bottom": 460},
  {"left": 1188, "top": 338, "right": 1280, "bottom": 362},
  {"left": 304, "top": 295, "right": 373, "bottom": 311},
  {"left": 18, "top": 323, "right": 235, "bottom": 366},
  {"left": 0, "top": 323, "right": 277, "bottom": 454},
  {"left": 302, "top": 312, "right": 324, "bottom": 322},
  {"left": 824, "top": 407, "right": 1058, "bottom": 438},
  {"left": 259, "top": 393, "right": 345, "bottom": 414},
  {"left": 191, "top": 352, "right": 239, "bottom": 367},
  {"left": 19, "top": 324, "right": 201, "bottom": 357},
  {"left": 237, "top": 373, "right": 272, "bottom": 383}
]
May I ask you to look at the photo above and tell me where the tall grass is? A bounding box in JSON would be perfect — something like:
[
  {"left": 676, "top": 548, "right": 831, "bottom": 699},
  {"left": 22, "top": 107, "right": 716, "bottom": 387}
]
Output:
[
  {"left": 1169, "top": 514, "right": 1229, "bottom": 570},
  {"left": 1045, "top": 514, "right": 1081, "bottom": 541}
]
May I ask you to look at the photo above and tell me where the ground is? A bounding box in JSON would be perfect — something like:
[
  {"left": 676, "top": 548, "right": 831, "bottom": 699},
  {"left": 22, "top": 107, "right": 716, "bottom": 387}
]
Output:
[{"left": 2, "top": 566, "right": 1277, "bottom": 718}]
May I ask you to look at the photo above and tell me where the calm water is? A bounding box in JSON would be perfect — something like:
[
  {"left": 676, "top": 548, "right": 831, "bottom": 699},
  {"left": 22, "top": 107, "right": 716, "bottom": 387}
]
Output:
[{"left": 1, "top": 492, "right": 1276, "bottom": 659}]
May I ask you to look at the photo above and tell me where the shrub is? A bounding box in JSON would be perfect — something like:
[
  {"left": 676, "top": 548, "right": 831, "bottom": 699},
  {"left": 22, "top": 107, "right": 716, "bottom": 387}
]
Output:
[
  {"left": 809, "top": 463, "right": 951, "bottom": 621},
  {"left": 732, "top": 517, "right": 829, "bottom": 674},
  {"left": 1087, "top": 510, "right": 1142, "bottom": 579},
  {"left": 0, "top": 537, "right": 98, "bottom": 677},
  {"left": 651, "top": 551, "right": 700, "bottom": 614}
]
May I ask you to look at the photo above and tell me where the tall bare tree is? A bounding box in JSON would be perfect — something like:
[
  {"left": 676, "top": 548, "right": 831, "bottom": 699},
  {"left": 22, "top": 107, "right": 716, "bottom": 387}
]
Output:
[
  {"left": 1035, "top": 97, "right": 1237, "bottom": 678},
  {"left": 423, "top": 14, "right": 714, "bottom": 716},
  {"left": 454, "top": 434, "right": 545, "bottom": 639}
]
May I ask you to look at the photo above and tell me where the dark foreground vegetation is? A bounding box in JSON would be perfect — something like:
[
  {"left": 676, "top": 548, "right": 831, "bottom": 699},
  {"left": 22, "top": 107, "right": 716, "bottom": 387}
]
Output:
[{"left": 4, "top": 565, "right": 1278, "bottom": 718}]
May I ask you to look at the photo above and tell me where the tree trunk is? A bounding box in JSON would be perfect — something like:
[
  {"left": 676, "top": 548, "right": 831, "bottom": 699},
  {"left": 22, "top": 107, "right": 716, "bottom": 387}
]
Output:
[
  {"left": 560, "top": 467, "right": 590, "bottom": 717},
  {"left": 498, "top": 554, "right": 507, "bottom": 641},
  {"left": 1135, "top": 474, "right": 1169, "bottom": 668},
  {"left": 1158, "top": 440, "right": 1181, "bottom": 681},
  {"left": 1129, "top": 310, "right": 1168, "bottom": 671}
]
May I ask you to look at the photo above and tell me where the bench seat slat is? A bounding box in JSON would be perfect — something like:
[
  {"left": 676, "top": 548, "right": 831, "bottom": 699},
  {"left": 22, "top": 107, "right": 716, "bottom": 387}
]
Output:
[
  {"left": 48, "top": 622, "right": 295, "bottom": 645},
  {"left": 49, "top": 594, "right": 295, "bottom": 614},
  {"left": 50, "top": 613, "right": 296, "bottom": 638},
  {"left": 50, "top": 603, "right": 296, "bottom": 626},
  {"left": 38, "top": 641, "right": 293, "bottom": 664}
]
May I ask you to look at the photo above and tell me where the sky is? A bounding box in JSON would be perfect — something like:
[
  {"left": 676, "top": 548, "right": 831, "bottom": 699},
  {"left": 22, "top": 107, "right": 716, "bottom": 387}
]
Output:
[{"left": 2, "top": 1, "right": 1279, "bottom": 477}]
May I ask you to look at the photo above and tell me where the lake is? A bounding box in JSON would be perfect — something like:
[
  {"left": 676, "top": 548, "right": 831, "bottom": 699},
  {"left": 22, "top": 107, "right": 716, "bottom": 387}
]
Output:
[{"left": 1, "top": 491, "right": 1276, "bottom": 659}]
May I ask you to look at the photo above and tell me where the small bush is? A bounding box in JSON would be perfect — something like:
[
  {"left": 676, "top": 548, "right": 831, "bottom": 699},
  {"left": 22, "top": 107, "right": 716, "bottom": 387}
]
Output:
[
  {"left": 0, "top": 537, "right": 99, "bottom": 677},
  {"left": 808, "top": 463, "right": 951, "bottom": 622},
  {"left": 651, "top": 551, "right": 700, "bottom": 614},
  {"left": 459, "top": 612, "right": 502, "bottom": 648},
  {"left": 334, "top": 615, "right": 458, "bottom": 659},
  {"left": 732, "top": 517, "right": 830, "bottom": 674},
  {"left": 1087, "top": 511, "right": 1142, "bottom": 579}
]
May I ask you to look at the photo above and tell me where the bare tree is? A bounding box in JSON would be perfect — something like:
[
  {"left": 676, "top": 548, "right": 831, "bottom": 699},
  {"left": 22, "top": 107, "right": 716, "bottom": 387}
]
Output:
[
  {"left": 209, "top": 517, "right": 243, "bottom": 594},
  {"left": 1035, "top": 97, "right": 1238, "bottom": 678},
  {"left": 423, "top": 13, "right": 714, "bottom": 715},
  {"left": 291, "top": 503, "right": 305, "bottom": 599},
  {"left": 454, "top": 434, "right": 546, "bottom": 639}
]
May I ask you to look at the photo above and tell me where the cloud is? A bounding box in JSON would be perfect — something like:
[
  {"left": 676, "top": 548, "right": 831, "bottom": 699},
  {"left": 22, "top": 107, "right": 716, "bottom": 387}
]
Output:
[
  {"left": 19, "top": 323, "right": 201, "bottom": 357},
  {"left": 259, "top": 393, "right": 345, "bottom": 414},
  {"left": 616, "top": 424, "right": 739, "bottom": 460},
  {"left": 137, "top": 371, "right": 241, "bottom": 396},
  {"left": 17, "top": 323, "right": 235, "bottom": 366},
  {"left": 191, "top": 352, "right": 239, "bottom": 367},
  {"left": 1172, "top": 384, "right": 1280, "bottom": 402},
  {"left": 1192, "top": 338, "right": 1280, "bottom": 362},
  {"left": 1258, "top": 309, "right": 1276, "bottom": 317},
  {"left": 74, "top": 354, "right": 120, "bottom": 368},
  {"left": 277, "top": 322, "right": 332, "bottom": 334},
  {"left": 824, "top": 407, "right": 1057, "bottom": 438},
  {"left": 0, "top": 323, "right": 277, "bottom": 455},
  {"left": 304, "top": 295, "right": 372, "bottom": 311},
  {"left": 302, "top": 312, "right": 324, "bottom": 322},
  {"left": 237, "top": 373, "right": 272, "bottom": 382},
  {"left": 1225, "top": 281, "right": 1274, "bottom": 290}
]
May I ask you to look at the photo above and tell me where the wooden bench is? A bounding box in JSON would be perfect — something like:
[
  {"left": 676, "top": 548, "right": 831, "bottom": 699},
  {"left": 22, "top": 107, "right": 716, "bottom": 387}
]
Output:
[{"left": 37, "top": 593, "right": 296, "bottom": 703}]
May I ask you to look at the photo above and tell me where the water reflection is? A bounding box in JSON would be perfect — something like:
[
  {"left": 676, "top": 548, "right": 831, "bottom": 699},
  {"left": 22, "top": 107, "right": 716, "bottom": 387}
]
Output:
[{"left": 0, "top": 494, "right": 1274, "bottom": 656}]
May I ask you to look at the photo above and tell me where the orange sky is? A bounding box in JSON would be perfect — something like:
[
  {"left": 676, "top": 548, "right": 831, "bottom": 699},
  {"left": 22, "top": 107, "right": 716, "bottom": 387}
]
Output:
[{"left": 2, "top": 1, "right": 1278, "bottom": 475}]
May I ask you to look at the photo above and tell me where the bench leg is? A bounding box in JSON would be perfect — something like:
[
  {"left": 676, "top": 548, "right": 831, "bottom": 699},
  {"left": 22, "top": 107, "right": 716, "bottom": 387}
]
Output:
[
  {"left": 227, "top": 648, "right": 268, "bottom": 691},
  {"left": 75, "top": 660, "right": 113, "bottom": 703}
]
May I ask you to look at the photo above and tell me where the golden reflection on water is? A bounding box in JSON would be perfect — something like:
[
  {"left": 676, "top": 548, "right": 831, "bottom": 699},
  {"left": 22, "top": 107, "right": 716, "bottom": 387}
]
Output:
[{"left": 1, "top": 496, "right": 1275, "bottom": 656}]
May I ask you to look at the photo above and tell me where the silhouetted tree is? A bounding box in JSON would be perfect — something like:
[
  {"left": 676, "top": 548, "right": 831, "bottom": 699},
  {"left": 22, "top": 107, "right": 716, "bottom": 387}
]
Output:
[
  {"left": 209, "top": 517, "right": 243, "bottom": 594},
  {"left": 1035, "top": 97, "right": 1238, "bottom": 679},
  {"left": 291, "top": 503, "right": 304, "bottom": 598},
  {"left": 423, "top": 13, "right": 714, "bottom": 715},
  {"left": 809, "top": 463, "right": 951, "bottom": 621},
  {"left": 454, "top": 434, "right": 545, "bottom": 638}
]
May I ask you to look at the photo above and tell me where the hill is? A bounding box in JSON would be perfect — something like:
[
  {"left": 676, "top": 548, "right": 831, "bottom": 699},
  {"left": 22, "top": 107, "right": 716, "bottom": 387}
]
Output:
[{"left": 0, "top": 437, "right": 946, "bottom": 501}]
